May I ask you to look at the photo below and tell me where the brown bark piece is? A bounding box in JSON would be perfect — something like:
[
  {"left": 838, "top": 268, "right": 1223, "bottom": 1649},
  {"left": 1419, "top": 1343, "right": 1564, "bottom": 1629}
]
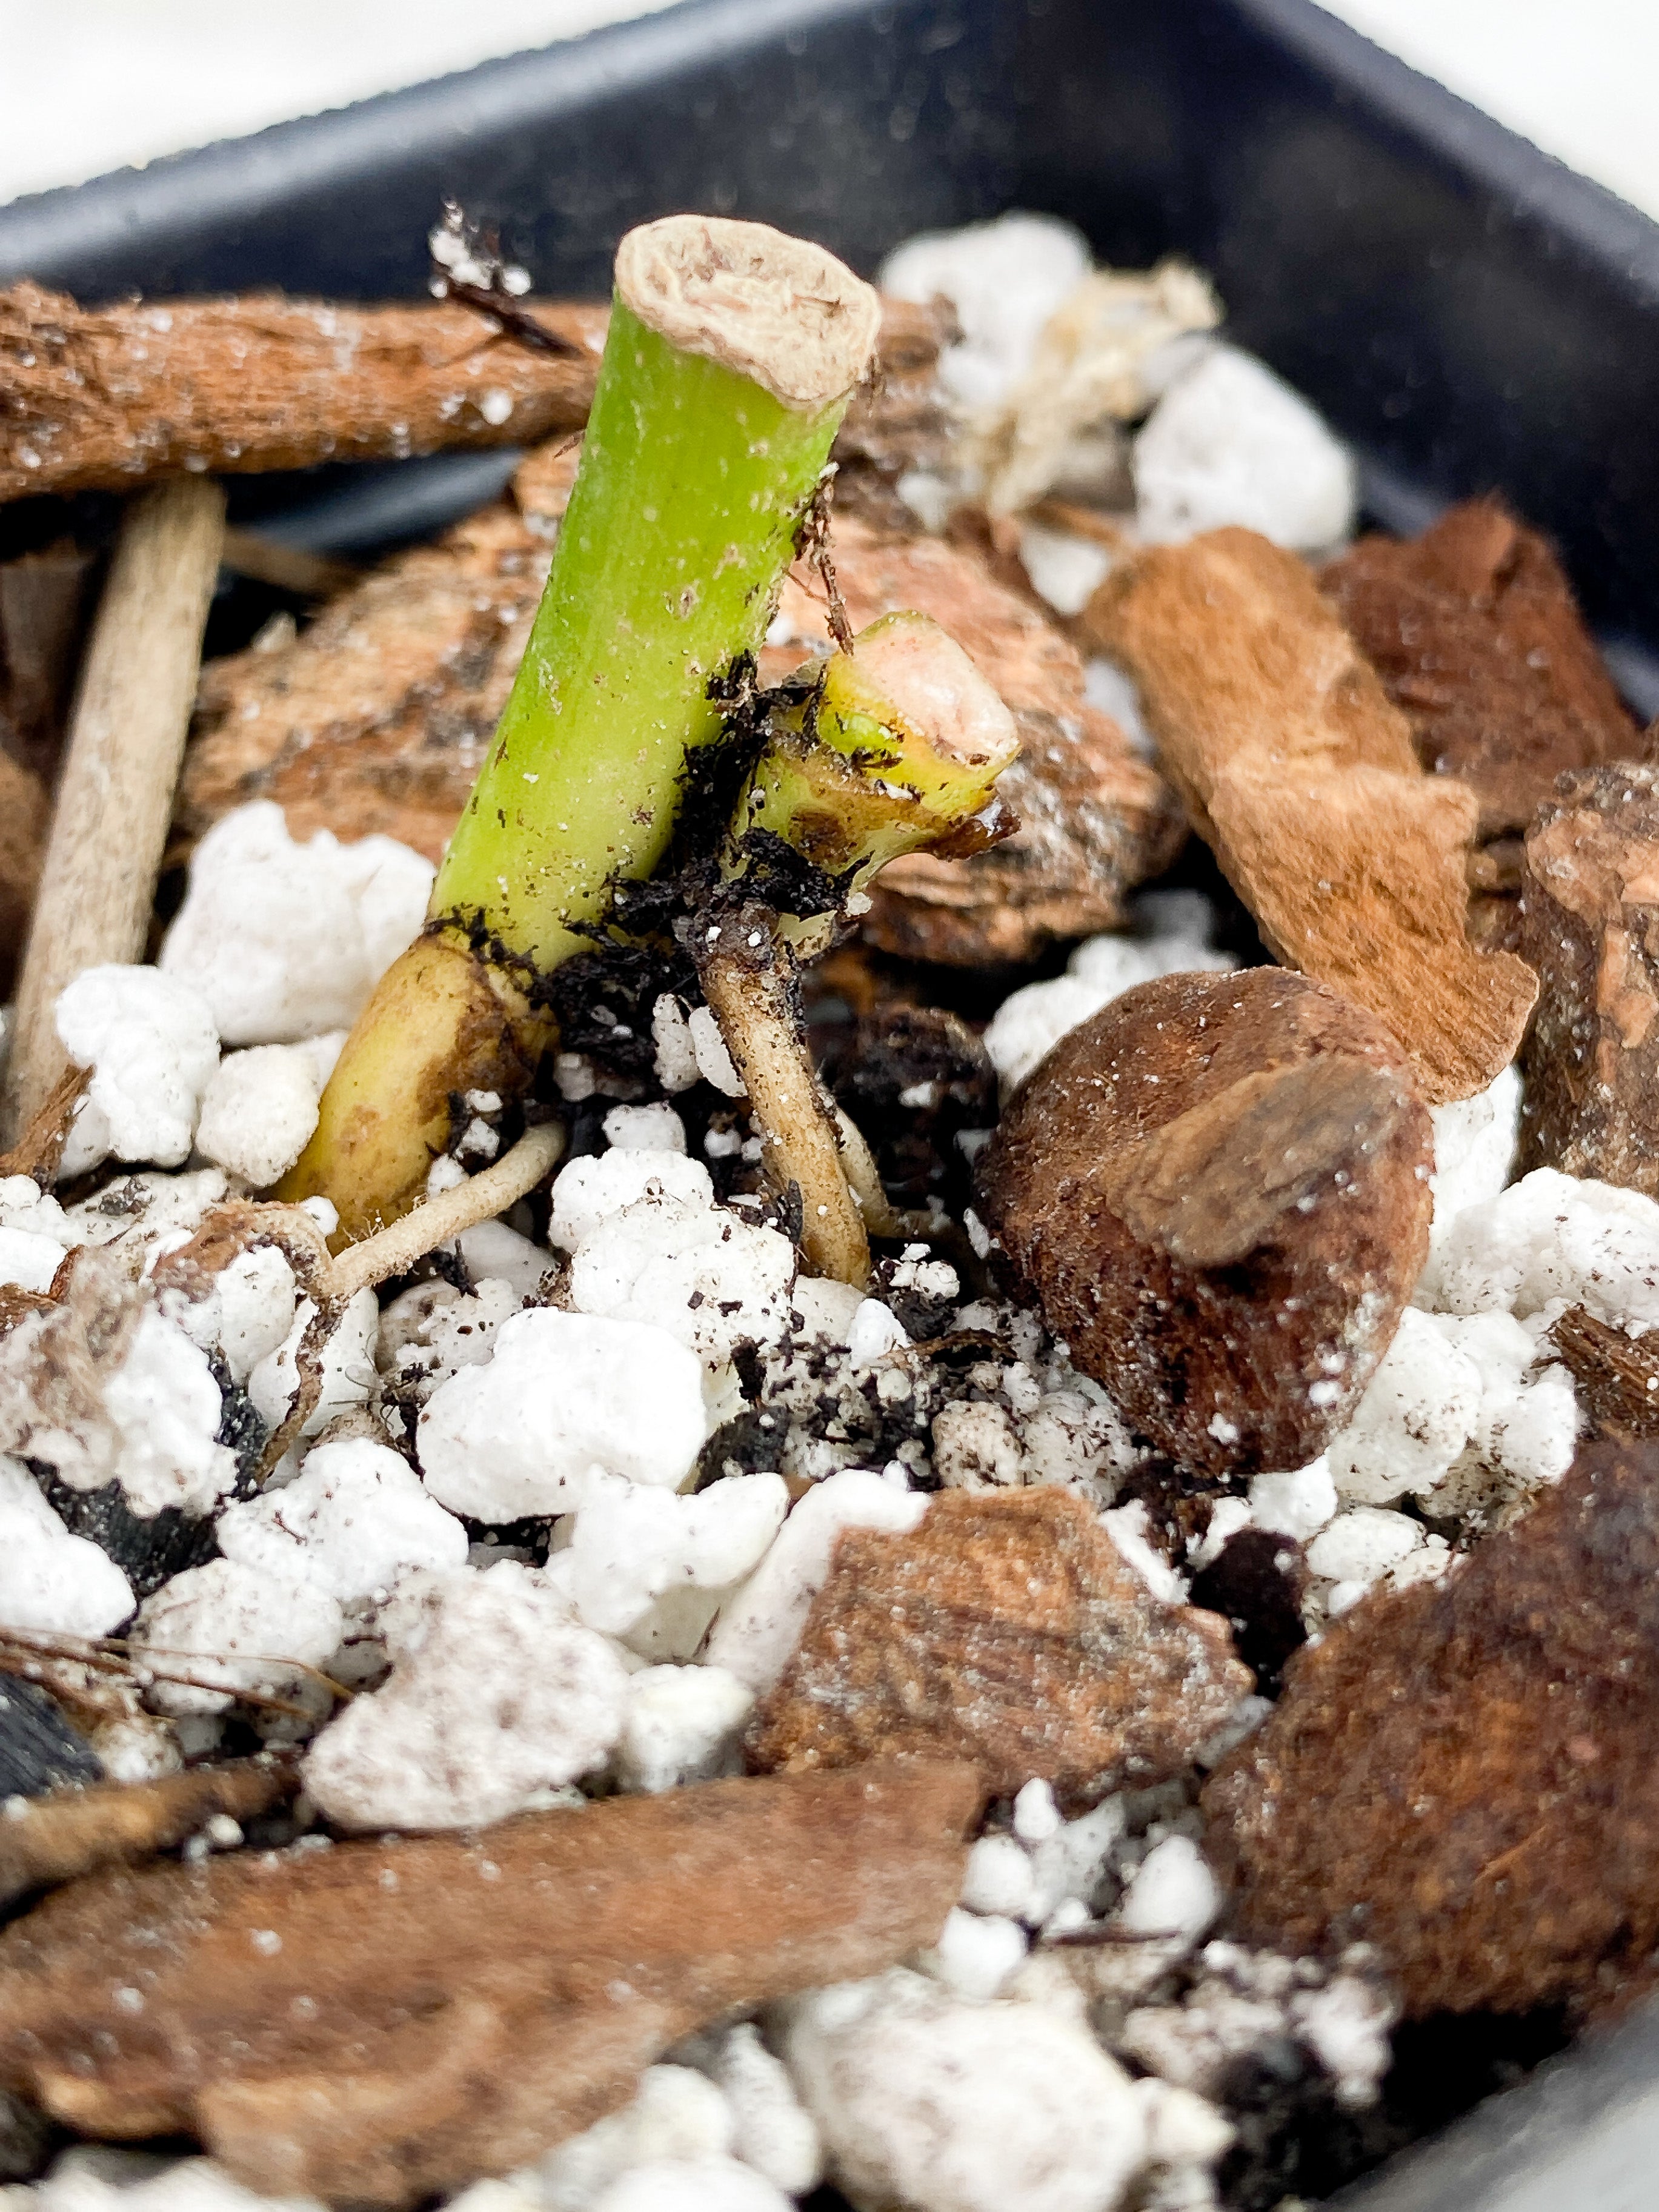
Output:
[
  {"left": 0, "top": 1758, "right": 294, "bottom": 1911},
  {"left": 1086, "top": 527, "right": 1537, "bottom": 1103},
  {"left": 1548, "top": 1304, "right": 1659, "bottom": 1443},
  {"left": 0, "top": 284, "right": 944, "bottom": 507},
  {"left": 0, "top": 746, "right": 45, "bottom": 997},
  {"left": 975, "top": 968, "right": 1433, "bottom": 1478},
  {"left": 181, "top": 503, "right": 1182, "bottom": 952},
  {"left": 1203, "top": 1440, "right": 1659, "bottom": 2018},
  {"left": 0, "top": 538, "right": 98, "bottom": 781},
  {"left": 832, "top": 294, "right": 958, "bottom": 528},
  {"left": 511, "top": 433, "right": 583, "bottom": 539},
  {"left": 768, "top": 517, "right": 1183, "bottom": 964},
  {"left": 1517, "top": 763, "right": 1659, "bottom": 1191},
  {"left": 178, "top": 502, "right": 550, "bottom": 862},
  {"left": 0, "top": 1761, "right": 977, "bottom": 2210},
  {"left": 746, "top": 1488, "right": 1249, "bottom": 1804},
  {"left": 863, "top": 703, "right": 1185, "bottom": 965},
  {"left": 0, "top": 1062, "right": 87, "bottom": 1187},
  {"left": 0, "top": 282, "right": 607, "bottom": 500},
  {"left": 764, "top": 513, "right": 1086, "bottom": 714},
  {"left": 1323, "top": 499, "right": 1635, "bottom": 841}
]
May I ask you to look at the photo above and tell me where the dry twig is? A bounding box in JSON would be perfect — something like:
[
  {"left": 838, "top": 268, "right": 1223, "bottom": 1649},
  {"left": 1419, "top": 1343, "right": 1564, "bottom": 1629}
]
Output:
[{"left": 3, "top": 479, "right": 224, "bottom": 1141}]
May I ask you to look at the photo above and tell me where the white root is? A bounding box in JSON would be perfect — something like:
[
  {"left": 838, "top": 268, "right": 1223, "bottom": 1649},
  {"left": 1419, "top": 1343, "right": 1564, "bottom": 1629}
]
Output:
[
  {"left": 322, "top": 1121, "right": 564, "bottom": 1300},
  {"left": 699, "top": 918, "right": 870, "bottom": 1287}
]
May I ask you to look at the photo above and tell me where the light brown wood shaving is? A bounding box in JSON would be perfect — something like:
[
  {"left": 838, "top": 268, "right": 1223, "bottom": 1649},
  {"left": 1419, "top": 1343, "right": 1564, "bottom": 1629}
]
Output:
[{"left": 1086, "top": 527, "right": 1537, "bottom": 1103}]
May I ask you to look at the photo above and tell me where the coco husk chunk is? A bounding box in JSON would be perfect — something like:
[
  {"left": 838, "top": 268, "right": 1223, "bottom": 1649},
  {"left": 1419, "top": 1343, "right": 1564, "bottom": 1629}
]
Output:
[{"left": 1086, "top": 525, "right": 1537, "bottom": 1103}]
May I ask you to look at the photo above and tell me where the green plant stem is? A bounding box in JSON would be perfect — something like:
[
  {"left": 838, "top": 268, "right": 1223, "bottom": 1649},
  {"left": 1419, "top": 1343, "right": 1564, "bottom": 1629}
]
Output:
[
  {"left": 285, "top": 220, "right": 878, "bottom": 1241},
  {"left": 432, "top": 301, "right": 852, "bottom": 968}
]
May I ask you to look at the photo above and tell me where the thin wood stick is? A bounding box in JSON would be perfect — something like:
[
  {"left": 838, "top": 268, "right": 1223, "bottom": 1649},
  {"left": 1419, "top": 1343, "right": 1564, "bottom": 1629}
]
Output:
[{"left": 2, "top": 478, "right": 225, "bottom": 1143}]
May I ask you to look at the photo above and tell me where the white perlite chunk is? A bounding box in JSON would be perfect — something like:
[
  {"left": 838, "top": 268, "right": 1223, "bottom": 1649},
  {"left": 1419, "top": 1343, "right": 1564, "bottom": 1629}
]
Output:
[
  {"left": 1017, "top": 523, "right": 1115, "bottom": 617},
  {"left": 64, "top": 1167, "right": 227, "bottom": 1256},
  {"left": 55, "top": 965, "right": 219, "bottom": 1171},
  {"left": 603, "top": 1102, "right": 688, "bottom": 1154},
  {"left": 1121, "top": 1945, "right": 1394, "bottom": 2110},
  {"left": 557, "top": 1472, "right": 788, "bottom": 1642},
  {"left": 536, "top": 2065, "right": 736, "bottom": 2211},
  {"left": 0, "top": 1175, "right": 71, "bottom": 1241},
  {"left": 1247, "top": 1458, "right": 1337, "bottom": 1540},
  {"left": 615, "top": 1662, "right": 756, "bottom": 1793},
  {"left": 132, "top": 1560, "right": 342, "bottom": 1717},
  {"left": 1304, "top": 1507, "right": 1423, "bottom": 1589},
  {"left": 688, "top": 1006, "right": 745, "bottom": 1097},
  {"left": 651, "top": 995, "right": 702, "bottom": 1094},
  {"left": 1434, "top": 1311, "right": 1578, "bottom": 1494},
  {"left": 933, "top": 1400, "right": 1024, "bottom": 1489},
  {"left": 1425, "top": 1064, "right": 1520, "bottom": 1264},
  {"left": 785, "top": 1969, "right": 1146, "bottom": 2212},
  {"left": 880, "top": 211, "right": 1092, "bottom": 414},
  {"left": 1119, "top": 1838, "right": 1220, "bottom": 1947},
  {"left": 985, "top": 919, "right": 1233, "bottom": 1094},
  {"left": 1326, "top": 1309, "right": 1483, "bottom": 1505},
  {"left": 1026, "top": 1797, "right": 1126, "bottom": 1925},
  {"left": 700, "top": 2024, "right": 823, "bottom": 2197},
  {"left": 790, "top": 1278, "right": 868, "bottom": 1347},
  {"left": 417, "top": 1308, "right": 706, "bottom": 1520},
  {"left": 1105, "top": 1500, "right": 1189, "bottom": 1603},
  {"left": 961, "top": 1832, "right": 1039, "bottom": 1921},
  {"left": 12, "top": 2148, "right": 328, "bottom": 2210},
  {"left": 93, "top": 1310, "right": 236, "bottom": 1518},
  {"left": 455, "top": 1218, "right": 548, "bottom": 1303},
  {"left": 218, "top": 1438, "right": 468, "bottom": 1605},
  {"left": 846, "top": 1297, "right": 910, "bottom": 1368},
  {"left": 193, "top": 1046, "right": 321, "bottom": 1187},
  {"left": 1134, "top": 345, "right": 1355, "bottom": 551},
  {"left": 706, "top": 1470, "right": 930, "bottom": 1693},
  {"left": 249, "top": 1289, "right": 380, "bottom": 1442},
  {"left": 160, "top": 801, "right": 433, "bottom": 1046},
  {"left": 0, "top": 1226, "right": 67, "bottom": 1294},
  {"left": 302, "top": 1564, "right": 628, "bottom": 1831},
  {"left": 0, "top": 1458, "right": 134, "bottom": 1635},
  {"left": 589, "top": 2160, "right": 791, "bottom": 2212},
  {"left": 550, "top": 1152, "right": 714, "bottom": 1252},
  {"left": 0, "top": 1286, "right": 237, "bottom": 1520},
  {"left": 924, "top": 1907, "right": 1029, "bottom": 1999},
  {"left": 172, "top": 1243, "right": 298, "bottom": 1385},
  {"left": 1134, "top": 2078, "right": 1234, "bottom": 2179},
  {"left": 570, "top": 1197, "right": 796, "bottom": 1367},
  {"left": 1425, "top": 1166, "right": 1659, "bottom": 1331},
  {"left": 377, "top": 1277, "right": 526, "bottom": 1407}
]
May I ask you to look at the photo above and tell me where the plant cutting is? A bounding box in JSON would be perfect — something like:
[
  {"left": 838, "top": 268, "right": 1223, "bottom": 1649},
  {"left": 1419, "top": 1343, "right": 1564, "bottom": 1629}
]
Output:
[
  {"left": 282, "top": 214, "right": 882, "bottom": 1241},
  {"left": 283, "top": 215, "right": 1020, "bottom": 1269}
]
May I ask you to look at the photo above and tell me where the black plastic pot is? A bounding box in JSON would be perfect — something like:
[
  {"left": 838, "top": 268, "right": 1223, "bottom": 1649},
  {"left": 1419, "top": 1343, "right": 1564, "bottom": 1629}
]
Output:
[{"left": 1, "top": 3, "right": 1655, "bottom": 2202}]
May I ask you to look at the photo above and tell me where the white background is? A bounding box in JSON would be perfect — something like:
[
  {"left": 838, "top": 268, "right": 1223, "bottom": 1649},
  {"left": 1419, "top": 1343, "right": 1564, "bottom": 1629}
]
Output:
[{"left": 0, "top": 0, "right": 1653, "bottom": 222}]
